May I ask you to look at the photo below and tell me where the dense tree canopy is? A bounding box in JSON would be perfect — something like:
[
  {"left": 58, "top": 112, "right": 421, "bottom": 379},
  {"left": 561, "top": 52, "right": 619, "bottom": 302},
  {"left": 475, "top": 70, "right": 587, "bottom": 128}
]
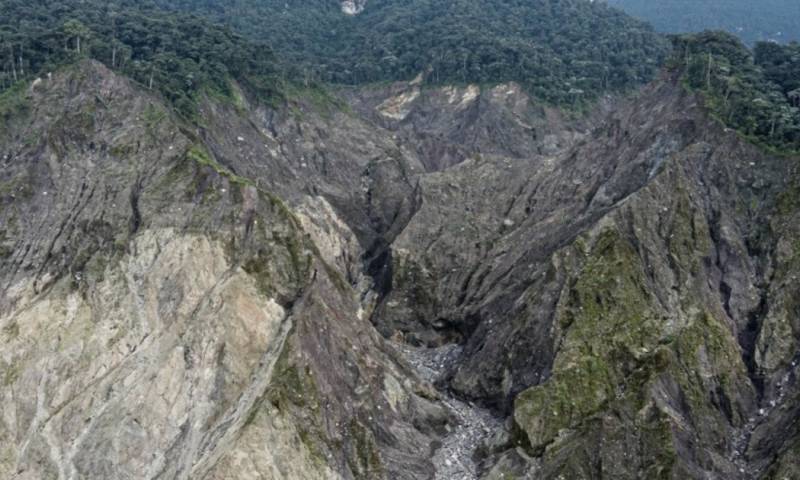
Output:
[
  {"left": 608, "top": 0, "right": 800, "bottom": 45},
  {"left": 671, "top": 31, "right": 800, "bottom": 152},
  {"left": 155, "top": 0, "right": 670, "bottom": 105},
  {"left": 0, "top": 0, "right": 282, "bottom": 118},
  {"left": 1, "top": 0, "right": 670, "bottom": 109},
  {"left": 7, "top": 0, "right": 798, "bottom": 147}
]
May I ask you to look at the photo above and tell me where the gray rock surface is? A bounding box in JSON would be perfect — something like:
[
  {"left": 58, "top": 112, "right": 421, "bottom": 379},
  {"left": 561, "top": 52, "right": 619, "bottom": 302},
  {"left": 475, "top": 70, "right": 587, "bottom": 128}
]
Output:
[
  {"left": 395, "top": 343, "right": 502, "bottom": 480},
  {"left": 2, "top": 60, "right": 800, "bottom": 479},
  {"left": 0, "top": 62, "right": 440, "bottom": 480}
]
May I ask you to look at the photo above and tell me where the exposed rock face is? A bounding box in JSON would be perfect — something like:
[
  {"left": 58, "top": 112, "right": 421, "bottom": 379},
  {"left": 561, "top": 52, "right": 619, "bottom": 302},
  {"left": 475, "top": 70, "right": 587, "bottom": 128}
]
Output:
[
  {"left": 1, "top": 60, "right": 800, "bottom": 480},
  {"left": 341, "top": 0, "right": 367, "bottom": 15},
  {"left": 363, "top": 78, "right": 800, "bottom": 478},
  {"left": 0, "top": 62, "right": 442, "bottom": 480}
]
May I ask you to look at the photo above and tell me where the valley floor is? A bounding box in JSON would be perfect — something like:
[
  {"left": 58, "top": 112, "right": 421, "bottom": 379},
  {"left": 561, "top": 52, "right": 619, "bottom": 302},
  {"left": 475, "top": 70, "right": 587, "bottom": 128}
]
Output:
[{"left": 395, "top": 343, "right": 503, "bottom": 480}]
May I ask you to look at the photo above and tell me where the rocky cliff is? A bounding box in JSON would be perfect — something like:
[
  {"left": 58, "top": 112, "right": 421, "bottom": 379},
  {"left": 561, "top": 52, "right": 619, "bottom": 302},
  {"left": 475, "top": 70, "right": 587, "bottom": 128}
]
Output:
[
  {"left": 0, "top": 62, "right": 442, "bottom": 480},
  {"left": 1, "top": 60, "right": 799, "bottom": 480}
]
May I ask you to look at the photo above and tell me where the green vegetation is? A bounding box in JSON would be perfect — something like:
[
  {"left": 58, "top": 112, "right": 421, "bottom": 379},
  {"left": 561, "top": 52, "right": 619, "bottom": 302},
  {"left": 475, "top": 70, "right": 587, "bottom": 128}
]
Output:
[
  {"left": 2, "top": 321, "right": 19, "bottom": 340},
  {"left": 0, "top": 81, "right": 29, "bottom": 133},
  {"left": 0, "top": 173, "right": 33, "bottom": 202},
  {"left": 347, "top": 418, "right": 384, "bottom": 479},
  {"left": 0, "top": 0, "right": 282, "bottom": 118},
  {"left": 186, "top": 145, "right": 254, "bottom": 186},
  {"left": 608, "top": 0, "right": 800, "bottom": 45},
  {"left": 0, "top": 0, "right": 678, "bottom": 109},
  {"left": 2, "top": 360, "right": 21, "bottom": 386},
  {"left": 515, "top": 229, "right": 659, "bottom": 452},
  {"left": 142, "top": 103, "right": 167, "bottom": 137},
  {"left": 514, "top": 228, "right": 750, "bottom": 476},
  {"left": 266, "top": 340, "right": 331, "bottom": 466},
  {"left": 670, "top": 31, "right": 800, "bottom": 153},
  {"left": 154, "top": 0, "right": 669, "bottom": 105}
]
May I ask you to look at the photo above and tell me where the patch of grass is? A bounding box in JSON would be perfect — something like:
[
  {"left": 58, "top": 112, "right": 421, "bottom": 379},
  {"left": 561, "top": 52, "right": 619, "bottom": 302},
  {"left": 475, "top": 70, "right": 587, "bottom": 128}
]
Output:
[
  {"left": 284, "top": 84, "right": 348, "bottom": 119},
  {"left": 143, "top": 103, "right": 167, "bottom": 137},
  {"left": 2, "top": 321, "right": 19, "bottom": 340},
  {"left": 2, "top": 360, "right": 20, "bottom": 386},
  {"left": 0, "top": 174, "right": 33, "bottom": 200},
  {"left": 0, "top": 82, "right": 30, "bottom": 134},
  {"left": 776, "top": 180, "right": 800, "bottom": 216},
  {"left": 186, "top": 145, "right": 255, "bottom": 187},
  {"left": 266, "top": 340, "right": 330, "bottom": 467},
  {"left": 347, "top": 419, "right": 384, "bottom": 479},
  {"left": 109, "top": 143, "right": 133, "bottom": 158}
]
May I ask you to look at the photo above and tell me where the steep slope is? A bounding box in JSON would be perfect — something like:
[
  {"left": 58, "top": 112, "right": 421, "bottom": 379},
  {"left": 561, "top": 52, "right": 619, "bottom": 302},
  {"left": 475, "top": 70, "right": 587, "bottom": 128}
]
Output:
[
  {"left": 186, "top": 55, "right": 800, "bottom": 477},
  {"left": 0, "top": 61, "right": 446, "bottom": 480},
  {"left": 355, "top": 73, "right": 800, "bottom": 477}
]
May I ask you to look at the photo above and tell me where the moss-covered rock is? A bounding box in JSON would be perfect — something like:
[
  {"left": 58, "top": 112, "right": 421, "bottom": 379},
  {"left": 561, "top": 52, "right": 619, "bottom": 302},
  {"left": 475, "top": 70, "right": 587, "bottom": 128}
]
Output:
[
  {"left": 515, "top": 229, "right": 661, "bottom": 451},
  {"left": 763, "top": 437, "right": 800, "bottom": 479},
  {"left": 514, "top": 227, "right": 753, "bottom": 477}
]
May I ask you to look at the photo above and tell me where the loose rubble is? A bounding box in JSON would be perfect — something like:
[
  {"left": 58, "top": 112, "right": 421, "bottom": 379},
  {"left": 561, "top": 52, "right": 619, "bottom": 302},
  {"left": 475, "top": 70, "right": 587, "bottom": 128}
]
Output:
[{"left": 396, "top": 343, "right": 503, "bottom": 480}]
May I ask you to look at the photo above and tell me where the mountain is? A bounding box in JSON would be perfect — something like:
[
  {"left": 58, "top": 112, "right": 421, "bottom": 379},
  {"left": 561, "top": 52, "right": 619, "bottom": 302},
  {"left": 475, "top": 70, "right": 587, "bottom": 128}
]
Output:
[
  {"left": 607, "top": 0, "right": 800, "bottom": 45},
  {"left": 2, "top": 1, "right": 800, "bottom": 479}
]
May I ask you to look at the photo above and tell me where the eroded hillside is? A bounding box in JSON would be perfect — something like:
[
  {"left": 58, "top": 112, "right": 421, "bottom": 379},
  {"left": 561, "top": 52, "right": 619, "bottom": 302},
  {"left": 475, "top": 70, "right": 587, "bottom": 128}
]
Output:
[{"left": 1, "top": 56, "right": 800, "bottom": 480}]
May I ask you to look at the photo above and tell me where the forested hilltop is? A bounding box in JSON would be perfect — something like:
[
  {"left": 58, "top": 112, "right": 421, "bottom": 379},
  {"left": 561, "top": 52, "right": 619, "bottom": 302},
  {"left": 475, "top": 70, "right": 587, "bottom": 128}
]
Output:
[
  {"left": 2, "top": 0, "right": 798, "bottom": 134},
  {"left": 1, "top": 0, "right": 672, "bottom": 110},
  {"left": 0, "top": 0, "right": 283, "bottom": 118},
  {"left": 672, "top": 31, "right": 800, "bottom": 153},
  {"left": 608, "top": 0, "right": 800, "bottom": 45},
  {"left": 153, "top": 0, "right": 670, "bottom": 105}
]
